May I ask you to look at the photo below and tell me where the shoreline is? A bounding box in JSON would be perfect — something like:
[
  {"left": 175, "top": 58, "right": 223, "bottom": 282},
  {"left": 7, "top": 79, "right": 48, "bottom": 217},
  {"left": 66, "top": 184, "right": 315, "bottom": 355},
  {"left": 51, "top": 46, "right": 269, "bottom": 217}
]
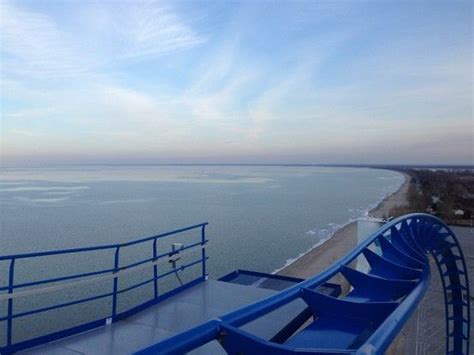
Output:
[
  {"left": 277, "top": 170, "right": 411, "bottom": 279},
  {"left": 368, "top": 171, "right": 411, "bottom": 219}
]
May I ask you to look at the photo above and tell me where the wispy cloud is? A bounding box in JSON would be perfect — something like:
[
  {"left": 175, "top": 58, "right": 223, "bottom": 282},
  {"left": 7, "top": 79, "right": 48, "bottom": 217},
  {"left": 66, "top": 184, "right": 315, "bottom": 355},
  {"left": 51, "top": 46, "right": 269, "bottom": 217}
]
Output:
[
  {"left": 0, "top": 0, "right": 205, "bottom": 80},
  {"left": 9, "top": 128, "right": 36, "bottom": 137},
  {"left": 1, "top": 0, "right": 472, "bottom": 165},
  {"left": 1, "top": 0, "right": 207, "bottom": 150},
  {"left": 0, "top": 1, "right": 92, "bottom": 78},
  {"left": 113, "top": 0, "right": 205, "bottom": 60}
]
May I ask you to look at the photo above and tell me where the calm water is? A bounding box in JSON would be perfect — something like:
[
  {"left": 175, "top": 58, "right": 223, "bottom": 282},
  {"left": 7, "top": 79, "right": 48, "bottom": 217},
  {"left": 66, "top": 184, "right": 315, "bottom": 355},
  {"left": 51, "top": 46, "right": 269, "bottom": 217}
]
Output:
[
  {"left": 1, "top": 165, "right": 403, "bottom": 275},
  {"left": 0, "top": 165, "right": 404, "bottom": 344}
]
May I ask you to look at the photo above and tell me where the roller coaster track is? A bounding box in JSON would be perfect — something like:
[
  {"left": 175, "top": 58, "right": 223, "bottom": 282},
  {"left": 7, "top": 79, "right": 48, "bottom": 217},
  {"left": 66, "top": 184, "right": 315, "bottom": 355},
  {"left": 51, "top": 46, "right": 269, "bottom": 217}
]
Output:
[{"left": 137, "top": 214, "right": 470, "bottom": 354}]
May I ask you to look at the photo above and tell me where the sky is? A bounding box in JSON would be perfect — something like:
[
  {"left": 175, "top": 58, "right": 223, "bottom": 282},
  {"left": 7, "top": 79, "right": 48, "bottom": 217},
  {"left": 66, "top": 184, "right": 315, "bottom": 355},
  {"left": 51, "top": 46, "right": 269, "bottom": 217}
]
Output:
[{"left": 1, "top": 0, "right": 473, "bottom": 166}]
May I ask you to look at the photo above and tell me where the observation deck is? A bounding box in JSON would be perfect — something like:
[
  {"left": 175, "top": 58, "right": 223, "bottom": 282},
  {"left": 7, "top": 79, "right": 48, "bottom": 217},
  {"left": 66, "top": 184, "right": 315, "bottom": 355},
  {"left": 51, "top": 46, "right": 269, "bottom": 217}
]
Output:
[{"left": 0, "top": 214, "right": 470, "bottom": 354}]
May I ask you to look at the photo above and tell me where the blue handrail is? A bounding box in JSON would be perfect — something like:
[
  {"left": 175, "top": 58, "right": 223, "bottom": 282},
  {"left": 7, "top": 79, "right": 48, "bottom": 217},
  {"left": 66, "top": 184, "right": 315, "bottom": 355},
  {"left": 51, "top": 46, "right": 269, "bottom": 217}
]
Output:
[
  {"left": 136, "top": 214, "right": 470, "bottom": 355},
  {"left": 0, "top": 222, "right": 209, "bottom": 353},
  {"left": 0, "top": 222, "right": 208, "bottom": 261}
]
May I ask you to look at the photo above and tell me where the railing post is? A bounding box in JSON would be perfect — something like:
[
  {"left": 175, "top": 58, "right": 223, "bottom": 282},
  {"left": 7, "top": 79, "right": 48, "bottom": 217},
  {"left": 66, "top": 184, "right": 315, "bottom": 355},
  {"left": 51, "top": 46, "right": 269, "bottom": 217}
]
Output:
[
  {"left": 112, "top": 247, "right": 120, "bottom": 320},
  {"left": 7, "top": 258, "right": 15, "bottom": 347},
  {"left": 201, "top": 224, "right": 207, "bottom": 280},
  {"left": 153, "top": 238, "right": 158, "bottom": 299}
]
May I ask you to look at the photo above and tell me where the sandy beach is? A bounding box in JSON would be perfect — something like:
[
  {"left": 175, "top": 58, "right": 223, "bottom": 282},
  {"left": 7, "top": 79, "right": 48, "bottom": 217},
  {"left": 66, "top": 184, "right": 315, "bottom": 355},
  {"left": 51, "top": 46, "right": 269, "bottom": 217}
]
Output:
[{"left": 277, "top": 170, "right": 411, "bottom": 281}]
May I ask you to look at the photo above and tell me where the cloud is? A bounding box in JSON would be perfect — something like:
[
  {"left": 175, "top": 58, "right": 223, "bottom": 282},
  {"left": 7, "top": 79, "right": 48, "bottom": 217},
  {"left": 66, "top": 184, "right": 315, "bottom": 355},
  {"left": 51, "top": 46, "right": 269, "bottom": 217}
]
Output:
[
  {"left": 1, "top": 0, "right": 207, "bottom": 150},
  {"left": 113, "top": 0, "right": 205, "bottom": 60},
  {"left": 0, "top": 0, "right": 205, "bottom": 80},
  {"left": 0, "top": 1, "right": 92, "bottom": 78},
  {"left": 4, "top": 107, "right": 60, "bottom": 120},
  {"left": 9, "top": 129, "right": 36, "bottom": 137}
]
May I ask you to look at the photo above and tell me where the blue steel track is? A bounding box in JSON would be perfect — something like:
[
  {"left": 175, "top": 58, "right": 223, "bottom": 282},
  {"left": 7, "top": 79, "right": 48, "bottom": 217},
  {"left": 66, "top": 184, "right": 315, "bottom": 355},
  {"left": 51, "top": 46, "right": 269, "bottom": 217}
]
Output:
[{"left": 136, "top": 214, "right": 470, "bottom": 355}]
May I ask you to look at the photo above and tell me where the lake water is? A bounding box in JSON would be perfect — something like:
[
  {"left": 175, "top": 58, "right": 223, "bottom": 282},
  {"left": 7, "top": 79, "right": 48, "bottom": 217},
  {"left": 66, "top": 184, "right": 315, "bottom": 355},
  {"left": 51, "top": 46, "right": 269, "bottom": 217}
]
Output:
[
  {"left": 1, "top": 165, "right": 403, "bottom": 275},
  {"left": 0, "top": 165, "right": 404, "bottom": 344}
]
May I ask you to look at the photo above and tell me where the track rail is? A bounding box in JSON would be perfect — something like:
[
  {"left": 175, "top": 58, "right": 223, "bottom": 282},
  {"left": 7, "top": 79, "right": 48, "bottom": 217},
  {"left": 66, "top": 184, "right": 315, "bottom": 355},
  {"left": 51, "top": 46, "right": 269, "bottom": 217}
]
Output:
[{"left": 136, "top": 214, "right": 470, "bottom": 355}]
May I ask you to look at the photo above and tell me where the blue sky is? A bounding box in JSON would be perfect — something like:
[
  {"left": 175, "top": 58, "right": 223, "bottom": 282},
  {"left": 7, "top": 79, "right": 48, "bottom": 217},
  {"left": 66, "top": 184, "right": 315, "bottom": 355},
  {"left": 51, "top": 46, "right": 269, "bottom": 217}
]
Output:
[{"left": 1, "top": 0, "right": 472, "bottom": 166}]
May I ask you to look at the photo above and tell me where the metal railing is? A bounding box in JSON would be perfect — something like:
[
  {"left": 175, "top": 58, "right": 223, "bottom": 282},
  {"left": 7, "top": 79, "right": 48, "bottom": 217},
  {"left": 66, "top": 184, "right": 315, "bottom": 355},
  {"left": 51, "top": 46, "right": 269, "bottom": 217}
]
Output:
[{"left": 0, "top": 222, "right": 208, "bottom": 353}]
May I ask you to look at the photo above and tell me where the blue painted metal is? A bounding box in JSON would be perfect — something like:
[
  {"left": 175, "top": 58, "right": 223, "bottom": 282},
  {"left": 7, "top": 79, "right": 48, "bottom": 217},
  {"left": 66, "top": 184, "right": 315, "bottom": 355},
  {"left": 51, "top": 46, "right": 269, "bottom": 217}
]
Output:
[
  {"left": 112, "top": 246, "right": 121, "bottom": 320},
  {"left": 201, "top": 223, "right": 207, "bottom": 280},
  {"left": 0, "top": 222, "right": 208, "bottom": 354},
  {"left": 7, "top": 258, "right": 15, "bottom": 347},
  {"left": 218, "top": 269, "right": 304, "bottom": 286},
  {"left": 136, "top": 214, "right": 470, "bottom": 355},
  {"left": 153, "top": 238, "right": 158, "bottom": 299}
]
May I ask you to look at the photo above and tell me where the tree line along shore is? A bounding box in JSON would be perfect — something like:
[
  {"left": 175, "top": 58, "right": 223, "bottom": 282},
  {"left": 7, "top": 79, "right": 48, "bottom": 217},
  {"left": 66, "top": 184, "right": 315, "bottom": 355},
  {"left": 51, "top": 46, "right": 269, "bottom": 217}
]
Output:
[{"left": 389, "top": 168, "right": 474, "bottom": 227}]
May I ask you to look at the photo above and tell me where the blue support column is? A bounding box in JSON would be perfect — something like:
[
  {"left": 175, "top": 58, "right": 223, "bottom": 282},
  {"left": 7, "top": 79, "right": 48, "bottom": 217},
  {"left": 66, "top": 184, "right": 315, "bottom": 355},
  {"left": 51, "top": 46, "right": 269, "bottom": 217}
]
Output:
[
  {"left": 201, "top": 225, "right": 207, "bottom": 280},
  {"left": 153, "top": 239, "right": 158, "bottom": 299},
  {"left": 7, "top": 258, "right": 15, "bottom": 347},
  {"left": 112, "top": 247, "right": 120, "bottom": 320}
]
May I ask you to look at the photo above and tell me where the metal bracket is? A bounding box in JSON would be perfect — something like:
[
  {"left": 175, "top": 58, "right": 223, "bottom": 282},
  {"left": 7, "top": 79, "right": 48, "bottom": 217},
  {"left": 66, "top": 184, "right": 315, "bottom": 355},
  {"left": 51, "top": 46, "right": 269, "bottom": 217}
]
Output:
[{"left": 170, "top": 243, "right": 184, "bottom": 286}]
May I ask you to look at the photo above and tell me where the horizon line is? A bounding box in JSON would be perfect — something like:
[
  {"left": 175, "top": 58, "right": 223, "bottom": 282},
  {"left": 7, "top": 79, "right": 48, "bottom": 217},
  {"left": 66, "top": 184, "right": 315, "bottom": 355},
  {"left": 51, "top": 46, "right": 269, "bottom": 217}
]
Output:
[{"left": 1, "top": 162, "right": 474, "bottom": 169}]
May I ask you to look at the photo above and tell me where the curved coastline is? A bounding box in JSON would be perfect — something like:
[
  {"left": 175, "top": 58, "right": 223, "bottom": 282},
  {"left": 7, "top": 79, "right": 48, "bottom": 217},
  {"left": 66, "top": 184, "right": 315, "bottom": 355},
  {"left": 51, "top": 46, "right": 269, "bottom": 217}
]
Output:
[{"left": 276, "top": 170, "right": 410, "bottom": 279}]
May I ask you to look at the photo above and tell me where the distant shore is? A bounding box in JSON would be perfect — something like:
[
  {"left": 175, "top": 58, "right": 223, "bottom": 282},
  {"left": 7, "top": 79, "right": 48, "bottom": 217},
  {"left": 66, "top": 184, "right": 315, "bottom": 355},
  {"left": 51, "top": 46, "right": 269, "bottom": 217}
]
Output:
[{"left": 277, "top": 170, "right": 411, "bottom": 281}]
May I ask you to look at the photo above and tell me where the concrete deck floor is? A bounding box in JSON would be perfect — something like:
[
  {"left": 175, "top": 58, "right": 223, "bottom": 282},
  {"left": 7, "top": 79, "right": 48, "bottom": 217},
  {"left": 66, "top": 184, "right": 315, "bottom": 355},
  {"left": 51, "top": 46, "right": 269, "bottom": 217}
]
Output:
[{"left": 21, "top": 280, "right": 306, "bottom": 355}]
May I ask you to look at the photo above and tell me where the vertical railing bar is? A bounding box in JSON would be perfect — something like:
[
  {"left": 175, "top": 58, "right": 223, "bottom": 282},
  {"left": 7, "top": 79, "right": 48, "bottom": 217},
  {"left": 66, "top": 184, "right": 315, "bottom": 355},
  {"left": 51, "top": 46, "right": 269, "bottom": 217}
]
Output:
[
  {"left": 153, "top": 238, "right": 158, "bottom": 299},
  {"left": 112, "top": 247, "right": 120, "bottom": 320},
  {"left": 7, "top": 258, "right": 15, "bottom": 347},
  {"left": 201, "top": 225, "right": 207, "bottom": 280}
]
